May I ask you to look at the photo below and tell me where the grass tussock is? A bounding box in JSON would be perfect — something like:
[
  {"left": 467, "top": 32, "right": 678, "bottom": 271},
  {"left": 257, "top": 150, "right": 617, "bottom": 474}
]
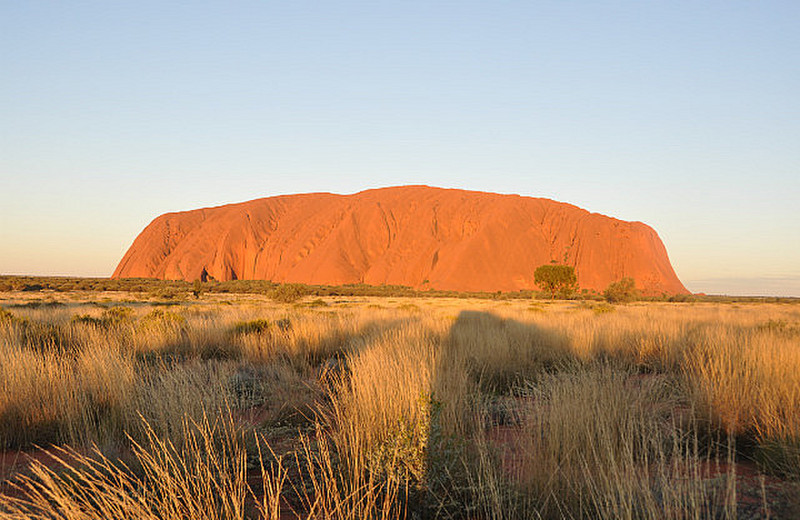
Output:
[
  {"left": 0, "top": 415, "right": 258, "bottom": 520},
  {"left": 511, "top": 366, "right": 731, "bottom": 518}
]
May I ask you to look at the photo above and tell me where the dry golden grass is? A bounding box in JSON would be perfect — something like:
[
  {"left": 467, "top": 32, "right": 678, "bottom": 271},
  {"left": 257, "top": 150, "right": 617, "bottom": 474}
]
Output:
[
  {"left": 0, "top": 415, "right": 256, "bottom": 520},
  {"left": 510, "top": 366, "right": 733, "bottom": 519},
  {"left": 1, "top": 293, "right": 799, "bottom": 518}
]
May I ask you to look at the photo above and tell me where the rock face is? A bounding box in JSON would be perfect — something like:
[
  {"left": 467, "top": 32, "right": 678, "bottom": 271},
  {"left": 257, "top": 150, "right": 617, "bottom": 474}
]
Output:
[{"left": 113, "top": 186, "right": 687, "bottom": 294}]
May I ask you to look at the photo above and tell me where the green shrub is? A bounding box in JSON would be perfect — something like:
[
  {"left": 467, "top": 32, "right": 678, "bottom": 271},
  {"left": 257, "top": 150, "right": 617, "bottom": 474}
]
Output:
[
  {"left": 139, "top": 308, "right": 186, "bottom": 331},
  {"left": 603, "top": 277, "right": 639, "bottom": 303},
  {"left": 103, "top": 306, "right": 134, "bottom": 323},
  {"left": 230, "top": 319, "right": 272, "bottom": 335},
  {"left": 71, "top": 306, "right": 134, "bottom": 328},
  {"left": 593, "top": 302, "right": 616, "bottom": 314},
  {"left": 534, "top": 264, "right": 577, "bottom": 299},
  {"left": 156, "top": 289, "right": 182, "bottom": 299},
  {"left": 270, "top": 283, "right": 309, "bottom": 303},
  {"left": 71, "top": 314, "right": 106, "bottom": 327},
  {"left": 275, "top": 317, "right": 292, "bottom": 331}
]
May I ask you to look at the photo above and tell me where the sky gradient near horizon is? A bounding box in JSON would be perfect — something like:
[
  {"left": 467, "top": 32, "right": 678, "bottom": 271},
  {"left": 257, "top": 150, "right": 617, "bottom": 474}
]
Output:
[{"left": 1, "top": 1, "right": 798, "bottom": 296}]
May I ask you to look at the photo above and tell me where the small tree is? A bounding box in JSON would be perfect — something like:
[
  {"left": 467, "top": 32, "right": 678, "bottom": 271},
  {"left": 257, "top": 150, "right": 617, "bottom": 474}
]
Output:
[
  {"left": 603, "top": 277, "right": 639, "bottom": 303},
  {"left": 534, "top": 264, "right": 577, "bottom": 299}
]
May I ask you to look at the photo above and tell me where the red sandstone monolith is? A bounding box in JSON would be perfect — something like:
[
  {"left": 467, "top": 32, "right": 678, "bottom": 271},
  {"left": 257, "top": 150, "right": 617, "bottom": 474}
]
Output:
[{"left": 113, "top": 186, "right": 687, "bottom": 294}]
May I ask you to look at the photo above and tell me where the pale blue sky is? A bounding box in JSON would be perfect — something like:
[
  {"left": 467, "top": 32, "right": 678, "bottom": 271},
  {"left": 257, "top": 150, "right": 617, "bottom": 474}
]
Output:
[{"left": 1, "top": 1, "right": 798, "bottom": 296}]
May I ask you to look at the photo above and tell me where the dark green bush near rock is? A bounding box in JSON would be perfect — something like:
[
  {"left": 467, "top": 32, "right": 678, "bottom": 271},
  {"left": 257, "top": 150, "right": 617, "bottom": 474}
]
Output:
[
  {"left": 270, "top": 283, "right": 309, "bottom": 303},
  {"left": 603, "top": 277, "right": 639, "bottom": 303},
  {"left": 534, "top": 264, "right": 577, "bottom": 299}
]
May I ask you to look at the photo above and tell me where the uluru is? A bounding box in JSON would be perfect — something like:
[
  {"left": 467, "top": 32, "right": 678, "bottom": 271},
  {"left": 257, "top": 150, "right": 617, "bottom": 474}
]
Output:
[{"left": 113, "top": 186, "right": 688, "bottom": 295}]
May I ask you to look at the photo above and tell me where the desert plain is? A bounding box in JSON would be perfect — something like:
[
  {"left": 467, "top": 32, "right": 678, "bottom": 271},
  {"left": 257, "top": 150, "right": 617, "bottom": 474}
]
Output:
[{"left": 1, "top": 283, "right": 799, "bottom": 519}]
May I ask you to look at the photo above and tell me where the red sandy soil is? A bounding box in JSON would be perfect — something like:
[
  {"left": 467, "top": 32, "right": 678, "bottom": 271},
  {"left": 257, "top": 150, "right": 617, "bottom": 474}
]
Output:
[
  {"left": 0, "top": 448, "right": 82, "bottom": 482},
  {"left": 113, "top": 185, "right": 687, "bottom": 295},
  {"left": 0, "top": 447, "right": 89, "bottom": 499}
]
